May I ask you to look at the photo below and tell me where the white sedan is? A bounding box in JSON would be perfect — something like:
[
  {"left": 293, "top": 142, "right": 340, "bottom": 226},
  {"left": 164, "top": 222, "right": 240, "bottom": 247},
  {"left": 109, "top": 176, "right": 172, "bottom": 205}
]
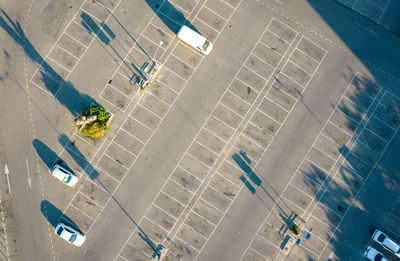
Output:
[
  {"left": 364, "top": 246, "right": 389, "bottom": 261},
  {"left": 51, "top": 163, "right": 78, "bottom": 187},
  {"left": 54, "top": 222, "right": 85, "bottom": 246}
]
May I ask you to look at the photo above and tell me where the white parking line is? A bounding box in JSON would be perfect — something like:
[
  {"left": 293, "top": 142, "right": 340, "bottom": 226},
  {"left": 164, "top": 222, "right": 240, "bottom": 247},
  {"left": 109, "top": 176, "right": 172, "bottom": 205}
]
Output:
[
  {"left": 203, "top": 125, "right": 229, "bottom": 143},
  {"left": 288, "top": 59, "right": 312, "bottom": 77},
  {"left": 304, "top": 157, "right": 331, "bottom": 173},
  {"left": 242, "top": 64, "right": 268, "bottom": 82},
  {"left": 111, "top": 140, "right": 138, "bottom": 157},
  {"left": 177, "top": 165, "right": 203, "bottom": 183},
  {"left": 63, "top": 29, "right": 89, "bottom": 48},
  {"left": 55, "top": 43, "right": 80, "bottom": 61},
  {"left": 255, "top": 107, "right": 283, "bottom": 126},
  {"left": 313, "top": 98, "right": 400, "bottom": 258},
  {"left": 28, "top": 0, "right": 90, "bottom": 91},
  {"left": 189, "top": 209, "right": 217, "bottom": 228},
  {"left": 118, "top": 254, "right": 130, "bottom": 261},
  {"left": 71, "top": 132, "right": 99, "bottom": 150},
  {"left": 208, "top": 183, "right": 234, "bottom": 202},
  {"left": 182, "top": 222, "right": 208, "bottom": 240},
  {"left": 69, "top": 204, "right": 95, "bottom": 221},
  {"left": 186, "top": 151, "right": 213, "bottom": 170},
  {"left": 372, "top": 114, "right": 397, "bottom": 131},
  {"left": 263, "top": 96, "right": 290, "bottom": 114},
  {"left": 78, "top": 190, "right": 106, "bottom": 208},
  {"left": 210, "top": 114, "right": 236, "bottom": 132},
  {"left": 265, "top": 28, "right": 290, "bottom": 45},
  {"left": 280, "top": 195, "right": 307, "bottom": 212},
  {"left": 161, "top": 187, "right": 190, "bottom": 207},
  {"left": 219, "top": 102, "right": 244, "bottom": 120},
  {"left": 226, "top": 88, "right": 252, "bottom": 105},
  {"left": 119, "top": 125, "right": 147, "bottom": 145},
  {"left": 195, "top": 16, "right": 221, "bottom": 34},
  {"left": 174, "top": 234, "right": 201, "bottom": 251},
  {"left": 312, "top": 144, "right": 338, "bottom": 162},
  {"left": 45, "top": 56, "right": 72, "bottom": 75},
  {"left": 152, "top": 203, "right": 178, "bottom": 222},
  {"left": 234, "top": 77, "right": 260, "bottom": 96},
  {"left": 170, "top": 53, "right": 196, "bottom": 70},
  {"left": 215, "top": 171, "right": 241, "bottom": 189},
  {"left": 235, "top": 134, "right": 264, "bottom": 151},
  {"left": 246, "top": 246, "right": 270, "bottom": 261},
  {"left": 143, "top": 89, "right": 173, "bottom": 109},
  {"left": 96, "top": 164, "right": 125, "bottom": 184},
  {"left": 295, "top": 47, "right": 320, "bottom": 64},
  {"left": 103, "top": 153, "right": 129, "bottom": 170},
  {"left": 137, "top": 103, "right": 163, "bottom": 121},
  {"left": 169, "top": 177, "right": 194, "bottom": 194},
  {"left": 203, "top": 5, "right": 228, "bottom": 22},
  {"left": 150, "top": 21, "right": 174, "bottom": 38},
  {"left": 250, "top": 49, "right": 279, "bottom": 69}
]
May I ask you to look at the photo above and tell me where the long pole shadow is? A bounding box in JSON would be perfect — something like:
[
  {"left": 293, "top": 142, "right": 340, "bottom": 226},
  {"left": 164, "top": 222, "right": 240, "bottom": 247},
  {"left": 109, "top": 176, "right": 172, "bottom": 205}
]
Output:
[
  {"left": 0, "top": 9, "right": 99, "bottom": 117},
  {"left": 59, "top": 134, "right": 157, "bottom": 251}
]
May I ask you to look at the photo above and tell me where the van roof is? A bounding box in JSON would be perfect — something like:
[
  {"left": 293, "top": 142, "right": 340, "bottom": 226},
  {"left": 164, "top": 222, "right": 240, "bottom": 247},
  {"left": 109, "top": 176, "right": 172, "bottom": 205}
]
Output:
[{"left": 177, "top": 26, "right": 206, "bottom": 48}]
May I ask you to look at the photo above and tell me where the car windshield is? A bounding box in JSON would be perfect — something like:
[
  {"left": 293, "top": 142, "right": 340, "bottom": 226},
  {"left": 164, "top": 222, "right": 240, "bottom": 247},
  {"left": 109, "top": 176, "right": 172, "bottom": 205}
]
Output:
[
  {"left": 375, "top": 253, "right": 383, "bottom": 261},
  {"left": 202, "top": 41, "right": 210, "bottom": 51},
  {"left": 378, "top": 234, "right": 386, "bottom": 242},
  {"left": 56, "top": 227, "right": 63, "bottom": 236},
  {"left": 69, "top": 234, "right": 77, "bottom": 243},
  {"left": 63, "top": 175, "right": 71, "bottom": 183}
]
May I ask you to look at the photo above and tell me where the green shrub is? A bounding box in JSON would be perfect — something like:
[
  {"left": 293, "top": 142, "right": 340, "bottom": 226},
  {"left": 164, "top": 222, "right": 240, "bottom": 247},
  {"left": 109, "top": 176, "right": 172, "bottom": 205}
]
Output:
[
  {"left": 80, "top": 105, "right": 110, "bottom": 138},
  {"left": 291, "top": 225, "right": 300, "bottom": 235}
]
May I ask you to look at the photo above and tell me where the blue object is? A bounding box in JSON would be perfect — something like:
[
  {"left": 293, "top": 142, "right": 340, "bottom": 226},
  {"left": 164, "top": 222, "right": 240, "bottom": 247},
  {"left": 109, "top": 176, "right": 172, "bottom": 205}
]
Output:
[{"left": 296, "top": 238, "right": 301, "bottom": 245}]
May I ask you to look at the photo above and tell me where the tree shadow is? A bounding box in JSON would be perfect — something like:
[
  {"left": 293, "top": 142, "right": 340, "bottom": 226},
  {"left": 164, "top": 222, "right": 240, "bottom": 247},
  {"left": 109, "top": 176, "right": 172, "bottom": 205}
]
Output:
[
  {"left": 145, "top": 0, "right": 199, "bottom": 34},
  {"left": 0, "top": 9, "right": 98, "bottom": 117},
  {"left": 300, "top": 71, "right": 400, "bottom": 260}
]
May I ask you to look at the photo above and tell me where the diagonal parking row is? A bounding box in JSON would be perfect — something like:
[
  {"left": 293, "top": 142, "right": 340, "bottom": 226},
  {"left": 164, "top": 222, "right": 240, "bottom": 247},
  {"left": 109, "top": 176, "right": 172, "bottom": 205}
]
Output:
[
  {"left": 53, "top": 0, "right": 208, "bottom": 238},
  {"left": 170, "top": 30, "right": 327, "bottom": 261},
  {"left": 231, "top": 33, "right": 328, "bottom": 261},
  {"left": 52, "top": 0, "right": 250, "bottom": 254},
  {"left": 116, "top": 17, "right": 328, "bottom": 261},
  {"left": 247, "top": 73, "right": 400, "bottom": 260},
  {"left": 115, "top": 1, "right": 246, "bottom": 260},
  {"left": 383, "top": 199, "right": 400, "bottom": 241},
  {"left": 30, "top": 0, "right": 121, "bottom": 97}
]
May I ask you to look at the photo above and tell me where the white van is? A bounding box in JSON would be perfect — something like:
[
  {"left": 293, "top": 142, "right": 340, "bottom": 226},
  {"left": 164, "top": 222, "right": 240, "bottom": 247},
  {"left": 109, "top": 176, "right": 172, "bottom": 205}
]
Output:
[{"left": 177, "top": 25, "right": 213, "bottom": 55}]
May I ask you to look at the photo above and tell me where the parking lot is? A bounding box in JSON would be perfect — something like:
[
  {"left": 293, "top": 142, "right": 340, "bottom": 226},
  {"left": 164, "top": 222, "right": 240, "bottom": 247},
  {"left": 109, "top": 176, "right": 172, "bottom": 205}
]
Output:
[
  {"left": 27, "top": 0, "right": 400, "bottom": 260},
  {"left": 2, "top": 0, "right": 400, "bottom": 260}
]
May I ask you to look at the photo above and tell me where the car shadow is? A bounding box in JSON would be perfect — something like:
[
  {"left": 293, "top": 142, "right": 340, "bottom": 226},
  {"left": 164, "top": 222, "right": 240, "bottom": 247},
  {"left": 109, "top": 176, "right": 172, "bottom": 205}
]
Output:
[{"left": 40, "top": 200, "right": 83, "bottom": 234}]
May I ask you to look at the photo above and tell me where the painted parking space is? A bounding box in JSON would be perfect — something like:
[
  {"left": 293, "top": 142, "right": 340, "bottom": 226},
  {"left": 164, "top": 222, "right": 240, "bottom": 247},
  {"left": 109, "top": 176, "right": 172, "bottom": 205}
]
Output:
[{"left": 246, "top": 73, "right": 400, "bottom": 260}]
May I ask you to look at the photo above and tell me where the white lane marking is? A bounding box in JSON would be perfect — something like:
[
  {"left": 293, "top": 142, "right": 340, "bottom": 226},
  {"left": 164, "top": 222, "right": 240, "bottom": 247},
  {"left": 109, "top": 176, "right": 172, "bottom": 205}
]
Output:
[
  {"left": 4, "top": 164, "right": 10, "bottom": 194},
  {"left": 26, "top": 158, "right": 32, "bottom": 189}
]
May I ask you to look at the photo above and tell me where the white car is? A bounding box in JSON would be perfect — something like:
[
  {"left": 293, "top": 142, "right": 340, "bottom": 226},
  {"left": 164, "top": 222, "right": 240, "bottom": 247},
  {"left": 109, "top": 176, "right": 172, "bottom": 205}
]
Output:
[
  {"left": 372, "top": 229, "right": 400, "bottom": 257},
  {"left": 54, "top": 222, "right": 85, "bottom": 246},
  {"left": 364, "top": 246, "right": 389, "bottom": 261},
  {"left": 51, "top": 163, "right": 78, "bottom": 187}
]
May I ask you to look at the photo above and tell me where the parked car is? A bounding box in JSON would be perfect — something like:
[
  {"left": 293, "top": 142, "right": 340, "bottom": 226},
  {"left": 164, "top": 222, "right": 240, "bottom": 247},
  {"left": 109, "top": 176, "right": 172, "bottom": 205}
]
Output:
[
  {"left": 51, "top": 163, "right": 78, "bottom": 187},
  {"left": 372, "top": 229, "right": 400, "bottom": 257},
  {"left": 364, "top": 246, "right": 389, "bottom": 261},
  {"left": 54, "top": 222, "right": 85, "bottom": 246}
]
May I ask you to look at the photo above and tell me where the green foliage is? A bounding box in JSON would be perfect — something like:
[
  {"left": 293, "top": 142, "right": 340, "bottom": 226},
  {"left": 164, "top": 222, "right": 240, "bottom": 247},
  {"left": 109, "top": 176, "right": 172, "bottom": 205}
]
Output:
[
  {"left": 81, "top": 105, "right": 110, "bottom": 139},
  {"left": 81, "top": 122, "right": 108, "bottom": 138},
  {"left": 140, "top": 83, "right": 147, "bottom": 90},
  {"left": 291, "top": 225, "right": 300, "bottom": 235},
  {"left": 83, "top": 105, "right": 110, "bottom": 122}
]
